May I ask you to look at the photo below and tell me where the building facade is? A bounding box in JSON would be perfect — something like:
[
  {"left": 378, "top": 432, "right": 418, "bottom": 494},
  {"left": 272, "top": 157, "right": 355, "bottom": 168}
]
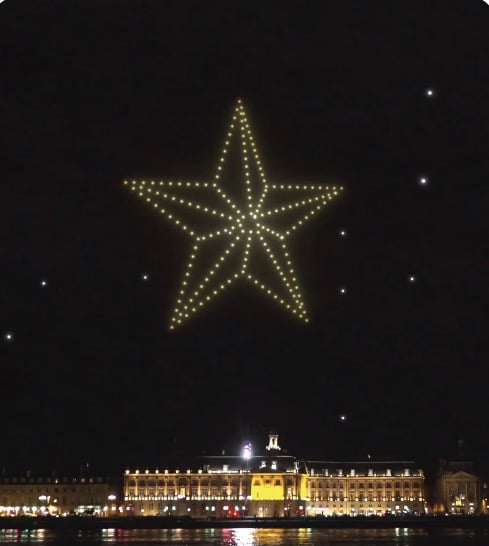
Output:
[
  {"left": 434, "top": 460, "right": 479, "bottom": 514},
  {"left": 0, "top": 475, "right": 120, "bottom": 517},
  {"left": 305, "top": 461, "right": 425, "bottom": 516},
  {"left": 123, "top": 455, "right": 307, "bottom": 518},
  {"left": 123, "top": 435, "right": 426, "bottom": 517}
]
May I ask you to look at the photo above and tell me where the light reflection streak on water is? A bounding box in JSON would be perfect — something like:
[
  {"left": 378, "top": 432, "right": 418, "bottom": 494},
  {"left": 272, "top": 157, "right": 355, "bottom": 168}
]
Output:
[{"left": 0, "top": 528, "right": 488, "bottom": 545}]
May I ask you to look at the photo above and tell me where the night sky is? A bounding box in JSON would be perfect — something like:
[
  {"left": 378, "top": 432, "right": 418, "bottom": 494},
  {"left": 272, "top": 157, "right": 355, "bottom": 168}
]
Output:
[{"left": 1, "top": 1, "right": 488, "bottom": 477}]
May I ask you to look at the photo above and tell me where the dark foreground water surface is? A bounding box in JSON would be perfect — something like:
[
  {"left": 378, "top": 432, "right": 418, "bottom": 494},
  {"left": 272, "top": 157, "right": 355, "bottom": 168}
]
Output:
[{"left": 0, "top": 528, "right": 488, "bottom": 546}]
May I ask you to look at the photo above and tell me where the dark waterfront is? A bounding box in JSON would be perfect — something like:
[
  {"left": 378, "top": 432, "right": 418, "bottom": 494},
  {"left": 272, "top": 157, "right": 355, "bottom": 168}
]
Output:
[{"left": 0, "top": 528, "right": 488, "bottom": 546}]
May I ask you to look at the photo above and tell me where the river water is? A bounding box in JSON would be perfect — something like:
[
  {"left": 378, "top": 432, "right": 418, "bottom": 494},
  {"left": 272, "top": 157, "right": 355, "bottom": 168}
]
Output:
[{"left": 0, "top": 528, "right": 488, "bottom": 545}]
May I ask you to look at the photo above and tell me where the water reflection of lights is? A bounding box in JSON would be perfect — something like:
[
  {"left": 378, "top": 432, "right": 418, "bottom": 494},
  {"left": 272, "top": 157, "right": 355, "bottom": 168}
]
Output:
[
  {"left": 101, "top": 529, "right": 116, "bottom": 542},
  {"left": 0, "top": 529, "right": 47, "bottom": 543},
  {"left": 220, "top": 528, "right": 297, "bottom": 546},
  {"left": 228, "top": 528, "right": 256, "bottom": 545}
]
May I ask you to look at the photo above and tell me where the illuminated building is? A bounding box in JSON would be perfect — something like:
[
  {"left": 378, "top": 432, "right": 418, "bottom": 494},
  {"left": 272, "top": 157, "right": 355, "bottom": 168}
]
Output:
[
  {"left": 0, "top": 475, "right": 120, "bottom": 517},
  {"left": 123, "top": 434, "right": 425, "bottom": 517},
  {"left": 305, "top": 461, "right": 425, "bottom": 517},
  {"left": 434, "top": 459, "right": 480, "bottom": 515},
  {"left": 123, "top": 454, "right": 307, "bottom": 518}
]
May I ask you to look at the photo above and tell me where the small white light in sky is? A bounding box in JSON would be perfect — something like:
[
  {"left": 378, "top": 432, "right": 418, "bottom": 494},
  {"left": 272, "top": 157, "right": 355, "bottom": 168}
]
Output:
[
  {"left": 40, "top": 279, "right": 48, "bottom": 287},
  {"left": 4, "top": 332, "right": 14, "bottom": 342},
  {"left": 339, "top": 287, "right": 347, "bottom": 294},
  {"left": 141, "top": 273, "right": 149, "bottom": 281},
  {"left": 339, "top": 229, "right": 347, "bottom": 237},
  {"left": 419, "top": 176, "right": 429, "bottom": 186},
  {"left": 339, "top": 414, "right": 347, "bottom": 422},
  {"left": 425, "top": 88, "right": 436, "bottom": 98},
  {"left": 409, "top": 275, "right": 416, "bottom": 283}
]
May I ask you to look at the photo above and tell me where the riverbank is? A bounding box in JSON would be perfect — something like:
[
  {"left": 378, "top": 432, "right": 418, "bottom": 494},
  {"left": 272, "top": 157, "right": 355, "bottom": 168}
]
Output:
[{"left": 1, "top": 515, "right": 489, "bottom": 530}]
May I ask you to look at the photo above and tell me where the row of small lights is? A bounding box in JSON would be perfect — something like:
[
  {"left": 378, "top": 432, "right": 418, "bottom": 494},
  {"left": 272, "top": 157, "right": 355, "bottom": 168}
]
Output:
[
  {"left": 125, "top": 181, "right": 341, "bottom": 237},
  {"left": 124, "top": 100, "right": 347, "bottom": 329},
  {"left": 123, "top": 94, "right": 432, "bottom": 330},
  {"left": 5, "top": 91, "right": 436, "bottom": 343},
  {"left": 125, "top": 468, "right": 419, "bottom": 478},
  {"left": 309, "top": 497, "right": 424, "bottom": 502}
]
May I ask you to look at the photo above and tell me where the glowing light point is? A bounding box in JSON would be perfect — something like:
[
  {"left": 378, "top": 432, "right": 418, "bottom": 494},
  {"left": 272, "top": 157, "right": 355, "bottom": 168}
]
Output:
[
  {"left": 419, "top": 176, "right": 429, "bottom": 186},
  {"left": 339, "top": 287, "right": 347, "bottom": 295},
  {"left": 339, "top": 229, "right": 347, "bottom": 237},
  {"left": 125, "top": 100, "right": 344, "bottom": 329},
  {"left": 4, "top": 332, "right": 14, "bottom": 342},
  {"left": 339, "top": 414, "right": 347, "bottom": 422},
  {"left": 242, "top": 442, "right": 252, "bottom": 460},
  {"left": 40, "top": 279, "right": 48, "bottom": 287},
  {"left": 409, "top": 275, "right": 416, "bottom": 283},
  {"left": 424, "top": 88, "right": 436, "bottom": 98}
]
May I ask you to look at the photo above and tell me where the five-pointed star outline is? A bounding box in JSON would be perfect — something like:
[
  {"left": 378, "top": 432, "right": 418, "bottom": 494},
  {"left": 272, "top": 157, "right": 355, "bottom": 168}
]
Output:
[{"left": 124, "top": 99, "right": 343, "bottom": 330}]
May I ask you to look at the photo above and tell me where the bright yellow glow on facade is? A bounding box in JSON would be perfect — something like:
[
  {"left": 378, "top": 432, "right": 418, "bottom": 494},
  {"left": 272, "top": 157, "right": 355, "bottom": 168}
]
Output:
[
  {"left": 299, "top": 474, "right": 308, "bottom": 501},
  {"left": 124, "top": 99, "right": 344, "bottom": 329},
  {"left": 251, "top": 475, "right": 285, "bottom": 501}
]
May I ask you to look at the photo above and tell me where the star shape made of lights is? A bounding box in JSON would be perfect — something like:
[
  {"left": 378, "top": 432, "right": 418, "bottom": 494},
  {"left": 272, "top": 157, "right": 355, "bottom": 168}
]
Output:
[{"left": 124, "top": 99, "right": 344, "bottom": 330}]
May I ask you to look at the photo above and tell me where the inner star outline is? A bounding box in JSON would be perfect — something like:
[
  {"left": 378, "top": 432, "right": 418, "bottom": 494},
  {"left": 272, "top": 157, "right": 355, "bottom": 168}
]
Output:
[{"left": 124, "top": 99, "right": 344, "bottom": 330}]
